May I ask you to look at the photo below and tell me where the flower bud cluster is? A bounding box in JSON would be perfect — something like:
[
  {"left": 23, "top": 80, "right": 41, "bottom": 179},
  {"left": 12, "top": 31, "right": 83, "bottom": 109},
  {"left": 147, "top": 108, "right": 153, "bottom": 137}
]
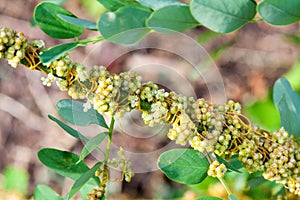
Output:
[
  {"left": 41, "top": 73, "right": 56, "bottom": 87},
  {"left": 142, "top": 101, "right": 169, "bottom": 127},
  {"left": 91, "top": 66, "right": 121, "bottom": 115},
  {"left": 108, "top": 147, "right": 134, "bottom": 182},
  {"left": 238, "top": 139, "right": 265, "bottom": 172},
  {"left": 137, "top": 82, "right": 169, "bottom": 126},
  {"left": 188, "top": 98, "right": 225, "bottom": 153},
  {"left": 136, "top": 83, "right": 202, "bottom": 146},
  {"left": 50, "top": 54, "right": 75, "bottom": 77},
  {"left": 262, "top": 128, "right": 300, "bottom": 195},
  {"left": 168, "top": 112, "right": 198, "bottom": 145},
  {"left": 207, "top": 160, "right": 227, "bottom": 178},
  {"left": 0, "top": 27, "right": 27, "bottom": 68},
  {"left": 114, "top": 71, "right": 142, "bottom": 118},
  {"left": 91, "top": 68, "right": 142, "bottom": 118},
  {"left": 88, "top": 165, "right": 109, "bottom": 200},
  {"left": 135, "top": 82, "right": 187, "bottom": 128},
  {"left": 86, "top": 187, "right": 105, "bottom": 200},
  {"left": 47, "top": 58, "right": 142, "bottom": 118}
]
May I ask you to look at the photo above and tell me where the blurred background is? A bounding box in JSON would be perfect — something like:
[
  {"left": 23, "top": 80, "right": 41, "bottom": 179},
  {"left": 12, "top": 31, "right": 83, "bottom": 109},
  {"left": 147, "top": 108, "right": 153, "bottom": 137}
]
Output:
[{"left": 1, "top": 0, "right": 300, "bottom": 199}]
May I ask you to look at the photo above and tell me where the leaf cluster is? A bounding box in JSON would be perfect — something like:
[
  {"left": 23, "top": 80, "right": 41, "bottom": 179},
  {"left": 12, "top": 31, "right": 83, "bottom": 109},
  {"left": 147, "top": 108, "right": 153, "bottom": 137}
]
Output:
[
  {"left": 34, "top": 0, "right": 300, "bottom": 45},
  {"left": 34, "top": 100, "right": 108, "bottom": 200}
]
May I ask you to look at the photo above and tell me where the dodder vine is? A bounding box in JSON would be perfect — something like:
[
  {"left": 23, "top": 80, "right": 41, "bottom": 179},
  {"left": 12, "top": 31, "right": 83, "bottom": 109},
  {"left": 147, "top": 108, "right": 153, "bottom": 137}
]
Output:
[{"left": 1, "top": 27, "right": 299, "bottom": 198}]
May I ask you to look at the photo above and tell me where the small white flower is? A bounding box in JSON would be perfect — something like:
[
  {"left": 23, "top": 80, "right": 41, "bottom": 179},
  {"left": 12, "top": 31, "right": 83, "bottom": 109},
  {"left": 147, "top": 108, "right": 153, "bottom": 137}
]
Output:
[{"left": 41, "top": 73, "right": 56, "bottom": 87}]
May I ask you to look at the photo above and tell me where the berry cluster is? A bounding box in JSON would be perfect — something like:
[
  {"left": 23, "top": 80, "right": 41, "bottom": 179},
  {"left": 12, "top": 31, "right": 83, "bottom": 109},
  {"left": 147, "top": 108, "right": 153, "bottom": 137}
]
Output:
[
  {"left": 262, "top": 128, "right": 300, "bottom": 195},
  {"left": 0, "top": 27, "right": 27, "bottom": 68},
  {"left": 1, "top": 27, "right": 299, "bottom": 196},
  {"left": 108, "top": 147, "right": 134, "bottom": 182},
  {"left": 87, "top": 165, "right": 109, "bottom": 200},
  {"left": 86, "top": 187, "right": 105, "bottom": 200},
  {"left": 207, "top": 160, "right": 227, "bottom": 178}
]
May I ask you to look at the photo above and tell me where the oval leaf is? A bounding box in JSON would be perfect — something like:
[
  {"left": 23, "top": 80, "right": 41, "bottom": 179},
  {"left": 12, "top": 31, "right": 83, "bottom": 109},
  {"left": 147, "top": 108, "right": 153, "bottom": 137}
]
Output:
[
  {"left": 190, "top": 0, "right": 256, "bottom": 33},
  {"left": 273, "top": 77, "right": 300, "bottom": 138},
  {"left": 80, "top": 132, "right": 107, "bottom": 161},
  {"left": 139, "top": 0, "right": 186, "bottom": 10},
  {"left": 38, "top": 148, "right": 94, "bottom": 181},
  {"left": 158, "top": 148, "right": 209, "bottom": 184},
  {"left": 79, "top": 184, "right": 96, "bottom": 200},
  {"left": 247, "top": 174, "right": 267, "bottom": 190},
  {"left": 48, "top": 115, "right": 89, "bottom": 142},
  {"left": 58, "top": 14, "right": 97, "bottom": 30},
  {"left": 44, "top": 0, "right": 67, "bottom": 5},
  {"left": 67, "top": 162, "right": 102, "bottom": 200},
  {"left": 40, "top": 42, "right": 84, "bottom": 64},
  {"left": 34, "top": 2, "right": 83, "bottom": 38},
  {"left": 56, "top": 99, "right": 108, "bottom": 128},
  {"left": 197, "top": 197, "right": 222, "bottom": 200},
  {"left": 258, "top": 0, "right": 300, "bottom": 25},
  {"left": 98, "top": 7, "right": 151, "bottom": 45},
  {"left": 48, "top": 115, "right": 104, "bottom": 159},
  {"left": 215, "top": 154, "right": 242, "bottom": 173},
  {"left": 97, "top": 0, "right": 143, "bottom": 11},
  {"left": 34, "top": 185, "right": 63, "bottom": 200},
  {"left": 147, "top": 5, "right": 199, "bottom": 34}
]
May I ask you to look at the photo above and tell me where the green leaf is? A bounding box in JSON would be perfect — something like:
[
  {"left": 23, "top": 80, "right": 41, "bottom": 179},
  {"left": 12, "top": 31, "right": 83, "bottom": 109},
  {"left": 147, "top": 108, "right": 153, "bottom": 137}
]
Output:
[
  {"left": 40, "top": 42, "right": 84, "bottom": 64},
  {"left": 197, "top": 197, "right": 222, "bottom": 200},
  {"left": 258, "top": 0, "right": 300, "bottom": 25},
  {"left": 158, "top": 148, "right": 209, "bottom": 184},
  {"left": 48, "top": 115, "right": 89, "bottom": 142},
  {"left": 97, "top": 0, "right": 142, "bottom": 11},
  {"left": 34, "top": 185, "right": 63, "bottom": 200},
  {"left": 79, "top": 183, "right": 96, "bottom": 200},
  {"left": 48, "top": 115, "right": 105, "bottom": 159},
  {"left": 147, "top": 5, "right": 199, "bottom": 34},
  {"left": 98, "top": 6, "right": 151, "bottom": 45},
  {"left": 227, "top": 154, "right": 244, "bottom": 171},
  {"left": 139, "top": 0, "right": 186, "bottom": 10},
  {"left": 38, "top": 148, "right": 98, "bottom": 183},
  {"left": 140, "top": 100, "right": 151, "bottom": 111},
  {"left": 34, "top": 2, "right": 83, "bottom": 38},
  {"left": 247, "top": 174, "right": 266, "bottom": 190},
  {"left": 3, "top": 166, "right": 29, "bottom": 195},
  {"left": 190, "top": 0, "right": 256, "bottom": 33},
  {"left": 38, "top": 149, "right": 100, "bottom": 198},
  {"left": 58, "top": 14, "right": 97, "bottom": 30},
  {"left": 44, "top": 0, "right": 67, "bottom": 5},
  {"left": 273, "top": 77, "right": 300, "bottom": 138},
  {"left": 67, "top": 162, "right": 102, "bottom": 199},
  {"left": 56, "top": 99, "right": 108, "bottom": 128},
  {"left": 80, "top": 132, "right": 107, "bottom": 161},
  {"left": 80, "top": 179, "right": 101, "bottom": 200},
  {"left": 38, "top": 148, "right": 100, "bottom": 199},
  {"left": 274, "top": 187, "right": 286, "bottom": 199},
  {"left": 215, "top": 154, "right": 242, "bottom": 173}
]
